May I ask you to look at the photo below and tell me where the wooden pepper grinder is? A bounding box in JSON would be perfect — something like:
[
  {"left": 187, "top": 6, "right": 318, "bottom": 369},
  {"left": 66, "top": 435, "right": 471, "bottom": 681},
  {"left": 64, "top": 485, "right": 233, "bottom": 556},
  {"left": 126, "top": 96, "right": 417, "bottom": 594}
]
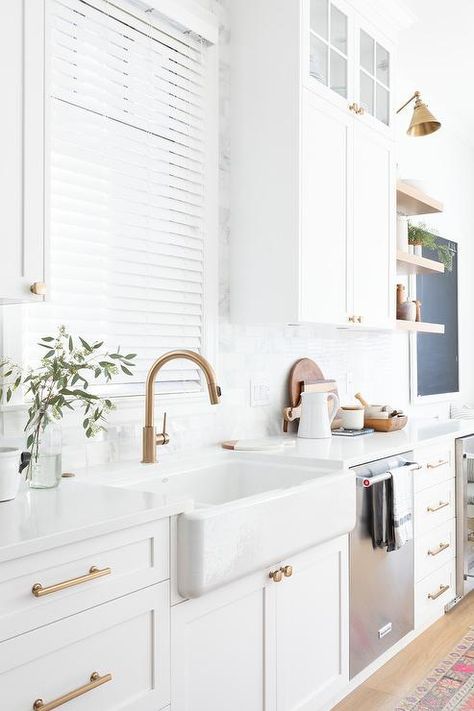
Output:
[
  {"left": 396, "top": 284, "right": 406, "bottom": 319},
  {"left": 415, "top": 299, "right": 422, "bottom": 322}
]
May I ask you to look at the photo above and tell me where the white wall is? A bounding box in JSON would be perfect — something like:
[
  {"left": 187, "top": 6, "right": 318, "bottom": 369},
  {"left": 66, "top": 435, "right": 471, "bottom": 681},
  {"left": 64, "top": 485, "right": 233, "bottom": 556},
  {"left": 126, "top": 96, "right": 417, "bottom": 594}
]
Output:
[{"left": 2, "top": 0, "right": 474, "bottom": 471}]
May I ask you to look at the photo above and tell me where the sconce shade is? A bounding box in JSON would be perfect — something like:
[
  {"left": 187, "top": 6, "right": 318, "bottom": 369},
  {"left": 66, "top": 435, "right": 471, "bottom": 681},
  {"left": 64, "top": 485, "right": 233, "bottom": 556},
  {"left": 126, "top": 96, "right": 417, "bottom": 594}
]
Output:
[{"left": 406, "top": 96, "right": 441, "bottom": 137}]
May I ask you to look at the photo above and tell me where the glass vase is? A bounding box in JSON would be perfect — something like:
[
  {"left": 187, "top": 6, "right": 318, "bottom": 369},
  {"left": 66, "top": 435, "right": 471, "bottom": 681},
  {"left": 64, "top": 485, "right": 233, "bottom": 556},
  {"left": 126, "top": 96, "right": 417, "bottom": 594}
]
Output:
[{"left": 27, "top": 426, "right": 62, "bottom": 489}]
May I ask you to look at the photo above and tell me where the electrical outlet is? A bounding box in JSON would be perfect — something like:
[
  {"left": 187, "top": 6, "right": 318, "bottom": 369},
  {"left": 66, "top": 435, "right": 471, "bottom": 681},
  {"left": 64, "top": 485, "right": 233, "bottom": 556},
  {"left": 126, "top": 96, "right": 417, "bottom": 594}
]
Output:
[
  {"left": 345, "top": 371, "right": 353, "bottom": 394},
  {"left": 250, "top": 379, "right": 272, "bottom": 407}
]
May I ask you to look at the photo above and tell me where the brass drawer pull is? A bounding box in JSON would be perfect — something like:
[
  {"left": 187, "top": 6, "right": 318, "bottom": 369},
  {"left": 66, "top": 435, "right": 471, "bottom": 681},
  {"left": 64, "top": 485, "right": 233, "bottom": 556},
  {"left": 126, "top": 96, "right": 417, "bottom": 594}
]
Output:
[
  {"left": 427, "top": 459, "right": 449, "bottom": 469},
  {"left": 427, "top": 583, "right": 450, "bottom": 601},
  {"left": 33, "top": 672, "right": 112, "bottom": 710},
  {"left": 32, "top": 566, "right": 111, "bottom": 597},
  {"left": 427, "top": 501, "right": 450, "bottom": 513},
  {"left": 428, "top": 542, "right": 450, "bottom": 557}
]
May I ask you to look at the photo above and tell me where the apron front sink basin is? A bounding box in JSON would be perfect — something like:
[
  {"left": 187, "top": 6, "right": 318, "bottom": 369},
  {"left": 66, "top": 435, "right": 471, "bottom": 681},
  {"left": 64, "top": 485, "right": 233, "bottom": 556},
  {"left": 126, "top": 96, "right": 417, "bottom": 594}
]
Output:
[{"left": 127, "top": 456, "right": 355, "bottom": 597}]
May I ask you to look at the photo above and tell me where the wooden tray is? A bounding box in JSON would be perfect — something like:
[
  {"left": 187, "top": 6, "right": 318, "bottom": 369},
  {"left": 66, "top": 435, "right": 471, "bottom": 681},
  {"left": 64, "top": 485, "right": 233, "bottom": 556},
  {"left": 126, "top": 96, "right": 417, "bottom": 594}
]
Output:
[{"left": 364, "top": 416, "right": 408, "bottom": 432}]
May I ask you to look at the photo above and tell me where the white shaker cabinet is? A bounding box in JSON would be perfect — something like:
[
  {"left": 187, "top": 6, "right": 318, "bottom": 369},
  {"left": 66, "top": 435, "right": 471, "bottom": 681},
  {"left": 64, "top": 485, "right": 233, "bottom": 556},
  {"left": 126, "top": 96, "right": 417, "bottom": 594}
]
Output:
[
  {"left": 231, "top": 0, "right": 400, "bottom": 328},
  {"left": 0, "top": 0, "right": 46, "bottom": 303},
  {"left": 171, "top": 535, "right": 349, "bottom": 711}
]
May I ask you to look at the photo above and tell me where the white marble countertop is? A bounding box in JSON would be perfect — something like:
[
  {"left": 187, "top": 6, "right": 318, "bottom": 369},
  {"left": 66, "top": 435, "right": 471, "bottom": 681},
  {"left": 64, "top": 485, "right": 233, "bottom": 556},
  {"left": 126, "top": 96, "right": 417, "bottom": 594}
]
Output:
[
  {"left": 0, "top": 479, "right": 192, "bottom": 563},
  {"left": 244, "top": 419, "right": 474, "bottom": 468}
]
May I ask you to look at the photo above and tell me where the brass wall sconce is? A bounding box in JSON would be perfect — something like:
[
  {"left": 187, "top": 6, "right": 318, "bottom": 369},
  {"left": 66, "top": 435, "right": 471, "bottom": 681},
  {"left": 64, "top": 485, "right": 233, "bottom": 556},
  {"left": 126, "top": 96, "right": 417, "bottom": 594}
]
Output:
[{"left": 396, "top": 90, "right": 441, "bottom": 137}]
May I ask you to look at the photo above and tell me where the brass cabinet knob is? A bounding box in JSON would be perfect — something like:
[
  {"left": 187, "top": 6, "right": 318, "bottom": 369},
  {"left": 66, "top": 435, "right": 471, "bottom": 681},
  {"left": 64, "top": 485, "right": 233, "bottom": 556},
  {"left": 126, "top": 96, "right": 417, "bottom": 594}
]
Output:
[
  {"left": 348, "top": 315, "right": 355, "bottom": 323},
  {"left": 357, "top": 106, "right": 365, "bottom": 115},
  {"left": 357, "top": 315, "right": 362, "bottom": 323},
  {"left": 269, "top": 569, "right": 283, "bottom": 583},
  {"left": 280, "top": 565, "right": 293, "bottom": 578},
  {"left": 349, "top": 102, "right": 359, "bottom": 113},
  {"left": 30, "top": 281, "right": 47, "bottom": 296}
]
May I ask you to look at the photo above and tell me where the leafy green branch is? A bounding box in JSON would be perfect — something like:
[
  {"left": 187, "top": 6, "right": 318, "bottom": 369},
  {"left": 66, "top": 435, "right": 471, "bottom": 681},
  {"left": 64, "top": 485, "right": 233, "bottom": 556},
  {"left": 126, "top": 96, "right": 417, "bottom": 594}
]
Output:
[{"left": 0, "top": 325, "right": 136, "bottom": 464}]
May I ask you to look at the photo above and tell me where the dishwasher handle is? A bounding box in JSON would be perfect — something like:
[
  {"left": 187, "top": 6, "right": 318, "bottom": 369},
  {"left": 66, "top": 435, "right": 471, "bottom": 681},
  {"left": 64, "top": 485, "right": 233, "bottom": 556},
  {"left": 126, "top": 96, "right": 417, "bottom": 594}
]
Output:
[{"left": 356, "top": 463, "right": 420, "bottom": 488}]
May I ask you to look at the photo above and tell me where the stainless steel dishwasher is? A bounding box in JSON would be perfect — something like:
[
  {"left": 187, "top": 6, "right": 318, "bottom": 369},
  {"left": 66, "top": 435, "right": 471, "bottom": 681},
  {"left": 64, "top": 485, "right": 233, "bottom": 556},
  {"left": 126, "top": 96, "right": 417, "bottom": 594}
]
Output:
[{"left": 350, "top": 453, "right": 415, "bottom": 679}]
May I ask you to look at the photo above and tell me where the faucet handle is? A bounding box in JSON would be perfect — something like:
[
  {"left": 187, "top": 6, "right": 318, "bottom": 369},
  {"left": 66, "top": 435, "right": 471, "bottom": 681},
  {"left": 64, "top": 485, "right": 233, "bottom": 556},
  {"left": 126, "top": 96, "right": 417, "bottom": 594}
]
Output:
[{"left": 156, "top": 412, "right": 170, "bottom": 447}]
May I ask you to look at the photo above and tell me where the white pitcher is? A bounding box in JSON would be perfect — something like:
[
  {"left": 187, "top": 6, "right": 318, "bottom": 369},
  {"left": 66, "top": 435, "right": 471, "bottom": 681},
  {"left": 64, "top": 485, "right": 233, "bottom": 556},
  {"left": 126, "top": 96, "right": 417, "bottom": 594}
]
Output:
[{"left": 297, "top": 391, "right": 340, "bottom": 439}]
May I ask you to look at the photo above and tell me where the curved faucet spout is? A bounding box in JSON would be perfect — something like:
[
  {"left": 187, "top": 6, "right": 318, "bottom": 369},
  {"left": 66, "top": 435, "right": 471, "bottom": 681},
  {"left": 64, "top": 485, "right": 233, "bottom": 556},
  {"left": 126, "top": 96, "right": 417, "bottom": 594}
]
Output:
[{"left": 142, "top": 350, "right": 221, "bottom": 464}]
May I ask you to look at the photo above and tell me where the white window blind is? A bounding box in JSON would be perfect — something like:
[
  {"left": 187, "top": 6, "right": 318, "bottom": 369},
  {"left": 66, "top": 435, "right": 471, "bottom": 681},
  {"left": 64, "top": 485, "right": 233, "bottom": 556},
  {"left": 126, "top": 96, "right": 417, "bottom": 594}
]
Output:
[{"left": 25, "top": 0, "right": 210, "bottom": 395}]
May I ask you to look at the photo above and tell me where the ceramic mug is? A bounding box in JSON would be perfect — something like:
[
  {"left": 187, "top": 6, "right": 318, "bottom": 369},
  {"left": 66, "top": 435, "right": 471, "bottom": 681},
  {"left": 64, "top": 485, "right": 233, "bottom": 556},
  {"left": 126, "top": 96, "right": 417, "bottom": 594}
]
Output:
[
  {"left": 341, "top": 406, "right": 364, "bottom": 430},
  {"left": 0, "top": 447, "right": 22, "bottom": 502}
]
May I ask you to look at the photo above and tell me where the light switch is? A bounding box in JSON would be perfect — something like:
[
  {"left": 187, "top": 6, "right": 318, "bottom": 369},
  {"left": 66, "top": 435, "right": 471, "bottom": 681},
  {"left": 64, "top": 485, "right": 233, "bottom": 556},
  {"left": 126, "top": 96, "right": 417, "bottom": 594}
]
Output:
[{"left": 250, "top": 379, "right": 272, "bottom": 407}]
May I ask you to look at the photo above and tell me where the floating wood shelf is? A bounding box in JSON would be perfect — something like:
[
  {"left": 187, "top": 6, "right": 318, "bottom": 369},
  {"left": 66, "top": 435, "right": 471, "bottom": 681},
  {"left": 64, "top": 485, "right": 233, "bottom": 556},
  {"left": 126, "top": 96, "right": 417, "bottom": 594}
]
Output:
[
  {"left": 396, "top": 320, "right": 445, "bottom": 335},
  {"left": 396, "top": 250, "right": 444, "bottom": 276},
  {"left": 396, "top": 180, "right": 443, "bottom": 216}
]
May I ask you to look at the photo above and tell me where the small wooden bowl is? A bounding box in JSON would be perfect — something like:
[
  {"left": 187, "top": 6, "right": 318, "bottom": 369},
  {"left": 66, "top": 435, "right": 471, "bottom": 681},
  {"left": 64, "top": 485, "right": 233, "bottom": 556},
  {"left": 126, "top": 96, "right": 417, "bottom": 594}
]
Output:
[{"left": 364, "top": 415, "right": 408, "bottom": 433}]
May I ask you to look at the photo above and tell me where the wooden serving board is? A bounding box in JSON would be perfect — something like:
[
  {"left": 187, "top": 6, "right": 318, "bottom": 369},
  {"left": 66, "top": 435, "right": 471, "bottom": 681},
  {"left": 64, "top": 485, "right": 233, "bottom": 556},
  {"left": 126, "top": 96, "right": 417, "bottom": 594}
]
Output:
[{"left": 364, "top": 416, "right": 408, "bottom": 432}]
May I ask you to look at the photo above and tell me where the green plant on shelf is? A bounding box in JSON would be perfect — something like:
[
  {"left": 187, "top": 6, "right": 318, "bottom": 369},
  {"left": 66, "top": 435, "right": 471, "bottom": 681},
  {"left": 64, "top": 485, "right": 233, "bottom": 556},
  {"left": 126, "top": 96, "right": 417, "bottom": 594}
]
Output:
[{"left": 407, "top": 222, "right": 453, "bottom": 271}]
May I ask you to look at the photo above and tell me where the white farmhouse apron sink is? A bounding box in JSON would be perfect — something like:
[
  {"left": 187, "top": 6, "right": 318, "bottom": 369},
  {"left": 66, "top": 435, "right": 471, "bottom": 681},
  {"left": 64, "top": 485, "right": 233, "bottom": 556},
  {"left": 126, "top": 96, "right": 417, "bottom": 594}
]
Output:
[{"left": 127, "top": 457, "right": 355, "bottom": 598}]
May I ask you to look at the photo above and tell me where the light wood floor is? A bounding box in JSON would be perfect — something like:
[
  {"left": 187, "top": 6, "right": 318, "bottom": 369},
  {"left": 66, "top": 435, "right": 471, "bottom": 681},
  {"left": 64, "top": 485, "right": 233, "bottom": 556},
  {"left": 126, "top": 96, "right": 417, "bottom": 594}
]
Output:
[{"left": 333, "top": 592, "right": 474, "bottom": 711}]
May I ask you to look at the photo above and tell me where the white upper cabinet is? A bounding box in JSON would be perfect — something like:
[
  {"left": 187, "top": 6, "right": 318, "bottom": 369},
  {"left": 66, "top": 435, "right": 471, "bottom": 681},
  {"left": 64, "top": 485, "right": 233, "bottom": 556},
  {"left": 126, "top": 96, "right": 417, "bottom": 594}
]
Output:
[
  {"left": 0, "top": 1, "right": 46, "bottom": 304},
  {"left": 231, "top": 0, "right": 398, "bottom": 328}
]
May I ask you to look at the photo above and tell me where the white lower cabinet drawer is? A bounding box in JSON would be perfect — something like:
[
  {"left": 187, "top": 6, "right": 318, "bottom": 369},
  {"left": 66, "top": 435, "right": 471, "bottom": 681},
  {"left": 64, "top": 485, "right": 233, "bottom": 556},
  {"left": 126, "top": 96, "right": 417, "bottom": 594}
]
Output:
[
  {"left": 415, "top": 518, "right": 456, "bottom": 583},
  {"left": 0, "top": 583, "right": 170, "bottom": 711},
  {"left": 413, "top": 442, "right": 454, "bottom": 493},
  {"left": 414, "top": 478, "right": 455, "bottom": 535},
  {"left": 415, "top": 559, "right": 456, "bottom": 629},
  {"left": 0, "top": 519, "right": 169, "bottom": 641}
]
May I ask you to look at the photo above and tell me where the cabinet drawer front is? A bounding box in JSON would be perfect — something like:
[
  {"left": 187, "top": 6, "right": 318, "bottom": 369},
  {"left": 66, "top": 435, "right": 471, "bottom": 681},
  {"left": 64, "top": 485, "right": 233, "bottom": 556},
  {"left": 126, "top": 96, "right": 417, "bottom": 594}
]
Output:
[
  {"left": 413, "top": 443, "right": 454, "bottom": 492},
  {"left": 0, "top": 519, "right": 168, "bottom": 641},
  {"left": 415, "top": 479, "right": 455, "bottom": 535},
  {"left": 0, "top": 583, "right": 170, "bottom": 711},
  {"left": 415, "top": 559, "right": 456, "bottom": 630},
  {"left": 415, "top": 518, "right": 456, "bottom": 583}
]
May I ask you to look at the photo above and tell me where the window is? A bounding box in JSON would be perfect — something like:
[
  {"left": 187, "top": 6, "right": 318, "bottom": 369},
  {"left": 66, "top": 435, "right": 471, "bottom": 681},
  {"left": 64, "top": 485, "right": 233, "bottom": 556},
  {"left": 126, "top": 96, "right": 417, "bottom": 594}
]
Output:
[{"left": 24, "top": 0, "right": 217, "bottom": 396}]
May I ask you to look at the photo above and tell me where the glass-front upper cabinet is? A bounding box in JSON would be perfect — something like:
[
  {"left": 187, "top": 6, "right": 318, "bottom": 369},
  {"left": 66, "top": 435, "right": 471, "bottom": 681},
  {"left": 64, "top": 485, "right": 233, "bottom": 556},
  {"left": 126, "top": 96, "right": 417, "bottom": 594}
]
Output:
[
  {"left": 358, "top": 28, "right": 391, "bottom": 126},
  {"left": 309, "top": 0, "right": 350, "bottom": 101}
]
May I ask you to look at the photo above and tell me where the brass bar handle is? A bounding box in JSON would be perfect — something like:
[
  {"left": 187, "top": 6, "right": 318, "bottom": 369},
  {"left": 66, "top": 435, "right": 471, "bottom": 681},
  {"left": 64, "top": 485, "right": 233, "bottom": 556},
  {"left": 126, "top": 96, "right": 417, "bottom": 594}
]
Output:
[
  {"left": 427, "top": 501, "right": 450, "bottom": 513},
  {"left": 427, "top": 542, "right": 450, "bottom": 557},
  {"left": 32, "top": 566, "right": 111, "bottom": 597},
  {"left": 427, "top": 583, "right": 450, "bottom": 601},
  {"left": 427, "top": 459, "right": 449, "bottom": 469},
  {"left": 33, "top": 672, "right": 112, "bottom": 710}
]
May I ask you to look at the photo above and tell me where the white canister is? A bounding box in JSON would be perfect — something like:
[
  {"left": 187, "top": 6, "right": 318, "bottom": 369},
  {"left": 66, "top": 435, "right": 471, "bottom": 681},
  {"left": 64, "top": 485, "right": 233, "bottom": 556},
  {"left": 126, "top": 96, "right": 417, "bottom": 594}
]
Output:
[
  {"left": 341, "top": 407, "right": 365, "bottom": 430},
  {"left": 396, "top": 215, "right": 408, "bottom": 252},
  {"left": 0, "top": 447, "right": 21, "bottom": 502}
]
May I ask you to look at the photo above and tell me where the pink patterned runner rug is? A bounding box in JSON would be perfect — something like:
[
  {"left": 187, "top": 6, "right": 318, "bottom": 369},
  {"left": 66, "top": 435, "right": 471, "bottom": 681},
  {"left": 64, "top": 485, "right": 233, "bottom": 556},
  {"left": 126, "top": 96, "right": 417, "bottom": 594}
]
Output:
[{"left": 395, "top": 629, "right": 474, "bottom": 710}]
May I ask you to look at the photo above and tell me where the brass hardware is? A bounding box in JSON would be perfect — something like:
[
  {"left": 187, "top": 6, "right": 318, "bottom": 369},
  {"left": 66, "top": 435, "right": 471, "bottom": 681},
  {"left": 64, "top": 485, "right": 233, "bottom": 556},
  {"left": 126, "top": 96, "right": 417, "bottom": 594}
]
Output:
[
  {"left": 156, "top": 411, "right": 169, "bottom": 447},
  {"left": 32, "top": 566, "right": 111, "bottom": 597},
  {"left": 396, "top": 90, "right": 441, "bottom": 137},
  {"left": 356, "top": 106, "right": 365, "bottom": 115},
  {"left": 427, "top": 583, "right": 449, "bottom": 601},
  {"left": 33, "top": 672, "right": 112, "bottom": 710},
  {"left": 427, "top": 459, "right": 449, "bottom": 469},
  {"left": 356, "top": 315, "right": 362, "bottom": 323},
  {"left": 348, "top": 315, "right": 356, "bottom": 323},
  {"left": 142, "top": 350, "right": 221, "bottom": 464},
  {"left": 348, "top": 102, "right": 359, "bottom": 113},
  {"left": 427, "top": 501, "right": 450, "bottom": 513},
  {"left": 428, "top": 542, "right": 450, "bottom": 557},
  {"left": 280, "top": 565, "right": 293, "bottom": 578},
  {"left": 269, "top": 569, "right": 283, "bottom": 583},
  {"left": 410, "top": 464, "right": 423, "bottom": 471},
  {"left": 30, "top": 281, "right": 47, "bottom": 296}
]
